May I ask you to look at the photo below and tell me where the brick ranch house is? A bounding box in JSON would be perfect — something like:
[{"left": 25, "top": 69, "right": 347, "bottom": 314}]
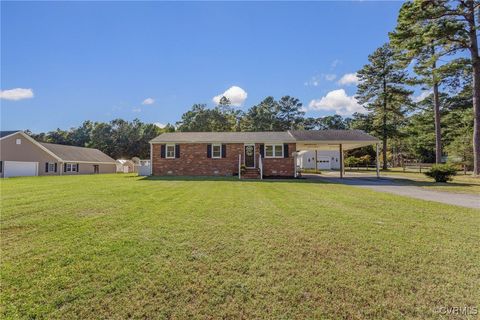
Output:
[{"left": 150, "top": 130, "right": 380, "bottom": 179}]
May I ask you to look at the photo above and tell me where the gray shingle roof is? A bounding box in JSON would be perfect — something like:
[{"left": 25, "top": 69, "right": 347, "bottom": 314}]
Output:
[
  {"left": 289, "top": 130, "right": 378, "bottom": 142},
  {"left": 0, "top": 130, "right": 21, "bottom": 138},
  {"left": 39, "top": 143, "right": 115, "bottom": 163},
  {"left": 150, "top": 132, "right": 296, "bottom": 143},
  {"left": 150, "top": 130, "right": 378, "bottom": 143}
]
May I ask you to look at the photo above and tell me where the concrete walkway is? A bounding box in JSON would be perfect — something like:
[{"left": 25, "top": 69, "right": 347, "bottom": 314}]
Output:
[{"left": 303, "top": 173, "right": 479, "bottom": 209}]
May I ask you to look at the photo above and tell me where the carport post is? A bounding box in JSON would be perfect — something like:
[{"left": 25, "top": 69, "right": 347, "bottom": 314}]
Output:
[
  {"left": 339, "top": 144, "right": 344, "bottom": 179},
  {"left": 376, "top": 143, "right": 380, "bottom": 178}
]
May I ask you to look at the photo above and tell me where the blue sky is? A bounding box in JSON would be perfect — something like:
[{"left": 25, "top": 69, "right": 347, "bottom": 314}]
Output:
[{"left": 1, "top": 1, "right": 403, "bottom": 133}]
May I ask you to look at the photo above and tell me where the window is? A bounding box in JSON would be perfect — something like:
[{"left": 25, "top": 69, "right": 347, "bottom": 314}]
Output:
[
  {"left": 16, "top": 139, "right": 22, "bottom": 145},
  {"left": 166, "top": 144, "right": 175, "bottom": 158},
  {"left": 48, "top": 163, "right": 55, "bottom": 172},
  {"left": 212, "top": 144, "right": 222, "bottom": 158},
  {"left": 265, "top": 144, "right": 283, "bottom": 158},
  {"left": 66, "top": 163, "right": 77, "bottom": 172}
]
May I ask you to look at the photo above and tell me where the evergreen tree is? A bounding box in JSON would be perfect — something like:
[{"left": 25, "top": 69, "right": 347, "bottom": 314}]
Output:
[
  {"left": 356, "top": 43, "right": 413, "bottom": 169},
  {"left": 277, "top": 96, "right": 305, "bottom": 130},
  {"left": 402, "top": 0, "right": 479, "bottom": 174}
]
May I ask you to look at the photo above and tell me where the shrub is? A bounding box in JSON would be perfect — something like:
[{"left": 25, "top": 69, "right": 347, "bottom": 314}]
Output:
[
  {"left": 345, "top": 156, "right": 360, "bottom": 168},
  {"left": 425, "top": 164, "right": 458, "bottom": 183}
]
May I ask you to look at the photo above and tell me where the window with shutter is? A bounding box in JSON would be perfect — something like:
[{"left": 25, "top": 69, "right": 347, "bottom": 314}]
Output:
[
  {"left": 212, "top": 144, "right": 221, "bottom": 158},
  {"left": 265, "top": 144, "right": 284, "bottom": 158},
  {"left": 166, "top": 145, "right": 175, "bottom": 158},
  {"left": 47, "top": 163, "right": 55, "bottom": 172}
]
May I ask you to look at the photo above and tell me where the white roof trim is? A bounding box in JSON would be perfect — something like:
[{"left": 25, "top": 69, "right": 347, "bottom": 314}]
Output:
[{"left": 0, "top": 131, "right": 21, "bottom": 141}]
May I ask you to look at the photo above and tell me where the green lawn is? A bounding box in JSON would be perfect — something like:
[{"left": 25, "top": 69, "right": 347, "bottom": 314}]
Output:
[{"left": 1, "top": 174, "right": 479, "bottom": 319}]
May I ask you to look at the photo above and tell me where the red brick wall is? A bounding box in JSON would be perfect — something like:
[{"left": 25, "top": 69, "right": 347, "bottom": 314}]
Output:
[
  {"left": 260, "top": 143, "right": 296, "bottom": 177},
  {"left": 152, "top": 142, "right": 296, "bottom": 177}
]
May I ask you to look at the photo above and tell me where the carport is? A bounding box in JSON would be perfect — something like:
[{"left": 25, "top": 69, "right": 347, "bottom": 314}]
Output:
[{"left": 289, "top": 130, "right": 381, "bottom": 179}]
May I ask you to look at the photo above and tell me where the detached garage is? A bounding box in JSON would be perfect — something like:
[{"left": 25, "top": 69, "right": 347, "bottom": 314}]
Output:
[{"left": 0, "top": 130, "right": 116, "bottom": 178}]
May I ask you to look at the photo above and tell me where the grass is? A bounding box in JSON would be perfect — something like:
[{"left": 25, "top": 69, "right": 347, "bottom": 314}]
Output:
[
  {"left": 1, "top": 174, "right": 479, "bottom": 319},
  {"left": 344, "top": 168, "right": 480, "bottom": 194}
]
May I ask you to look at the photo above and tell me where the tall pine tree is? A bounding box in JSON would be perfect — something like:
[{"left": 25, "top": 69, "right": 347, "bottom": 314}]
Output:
[{"left": 356, "top": 43, "right": 412, "bottom": 169}]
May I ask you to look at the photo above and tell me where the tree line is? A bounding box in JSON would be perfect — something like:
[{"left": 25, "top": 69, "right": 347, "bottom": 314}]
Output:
[{"left": 29, "top": 119, "right": 174, "bottom": 159}]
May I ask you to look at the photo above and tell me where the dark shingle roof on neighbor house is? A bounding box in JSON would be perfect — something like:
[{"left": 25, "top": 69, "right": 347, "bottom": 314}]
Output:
[
  {"left": 150, "top": 130, "right": 379, "bottom": 143},
  {"left": 39, "top": 143, "right": 116, "bottom": 163},
  {"left": 0, "top": 130, "right": 21, "bottom": 138}
]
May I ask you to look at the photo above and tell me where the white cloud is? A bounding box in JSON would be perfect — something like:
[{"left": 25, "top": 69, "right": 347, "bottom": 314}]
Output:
[
  {"left": 337, "top": 73, "right": 359, "bottom": 86},
  {"left": 212, "top": 86, "right": 248, "bottom": 106},
  {"left": 132, "top": 107, "right": 141, "bottom": 113},
  {"left": 308, "top": 89, "right": 366, "bottom": 116},
  {"left": 155, "top": 122, "right": 166, "bottom": 128},
  {"left": 0, "top": 88, "right": 34, "bottom": 101},
  {"left": 142, "top": 97, "right": 155, "bottom": 105},
  {"left": 413, "top": 90, "right": 432, "bottom": 102}
]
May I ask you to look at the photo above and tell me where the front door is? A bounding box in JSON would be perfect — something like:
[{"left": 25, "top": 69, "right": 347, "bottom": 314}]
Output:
[
  {"left": 93, "top": 165, "right": 99, "bottom": 174},
  {"left": 244, "top": 145, "right": 255, "bottom": 168}
]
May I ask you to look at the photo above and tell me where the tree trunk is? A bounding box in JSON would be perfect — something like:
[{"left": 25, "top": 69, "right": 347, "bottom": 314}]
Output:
[
  {"left": 382, "top": 81, "right": 388, "bottom": 170},
  {"left": 432, "top": 80, "right": 442, "bottom": 164},
  {"left": 466, "top": 0, "right": 480, "bottom": 176},
  {"left": 472, "top": 56, "right": 480, "bottom": 176}
]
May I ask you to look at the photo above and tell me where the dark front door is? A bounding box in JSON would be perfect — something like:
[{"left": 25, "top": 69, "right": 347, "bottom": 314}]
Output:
[
  {"left": 93, "top": 165, "right": 99, "bottom": 174},
  {"left": 244, "top": 145, "right": 255, "bottom": 168}
]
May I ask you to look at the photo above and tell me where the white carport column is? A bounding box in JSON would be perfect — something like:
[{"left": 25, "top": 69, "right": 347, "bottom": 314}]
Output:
[
  {"left": 376, "top": 143, "right": 380, "bottom": 178},
  {"left": 339, "top": 144, "right": 344, "bottom": 179},
  {"left": 293, "top": 152, "right": 297, "bottom": 178}
]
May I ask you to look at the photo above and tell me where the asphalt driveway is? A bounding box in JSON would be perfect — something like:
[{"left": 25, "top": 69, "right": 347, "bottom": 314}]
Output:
[{"left": 303, "top": 173, "right": 479, "bottom": 209}]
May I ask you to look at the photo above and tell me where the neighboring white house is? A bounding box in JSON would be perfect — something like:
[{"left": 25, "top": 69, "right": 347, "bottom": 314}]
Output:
[{"left": 296, "top": 150, "right": 341, "bottom": 170}]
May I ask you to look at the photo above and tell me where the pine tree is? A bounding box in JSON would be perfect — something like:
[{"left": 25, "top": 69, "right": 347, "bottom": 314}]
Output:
[
  {"left": 356, "top": 43, "right": 412, "bottom": 169},
  {"left": 404, "top": 0, "right": 479, "bottom": 175},
  {"left": 391, "top": 0, "right": 478, "bottom": 168}
]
